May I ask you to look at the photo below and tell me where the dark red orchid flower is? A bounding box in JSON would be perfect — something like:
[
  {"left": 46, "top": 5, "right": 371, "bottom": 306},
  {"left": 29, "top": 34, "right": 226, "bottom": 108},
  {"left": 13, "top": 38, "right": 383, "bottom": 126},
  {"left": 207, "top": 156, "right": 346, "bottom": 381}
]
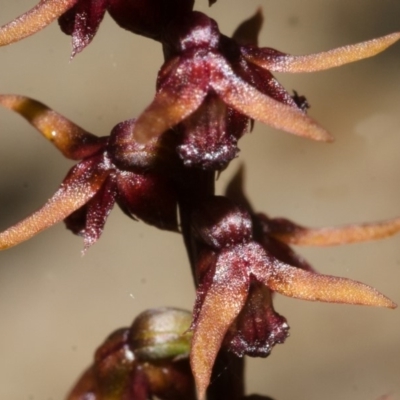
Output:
[
  {"left": 126, "top": 11, "right": 400, "bottom": 170},
  {"left": 188, "top": 193, "right": 399, "bottom": 399},
  {"left": 67, "top": 308, "right": 196, "bottom": 400},
  {"left": 0, "top": 0, "right": 194, "bottom": 56},
  {"left": 0, "top": 95, "right": 178, "bottom": 252}
]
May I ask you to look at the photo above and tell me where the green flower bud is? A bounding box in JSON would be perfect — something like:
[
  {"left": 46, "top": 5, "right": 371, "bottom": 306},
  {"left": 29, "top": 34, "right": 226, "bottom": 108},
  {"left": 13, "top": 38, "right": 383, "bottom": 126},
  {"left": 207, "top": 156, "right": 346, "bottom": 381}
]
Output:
[{"left": 129, "top": 308, "right": 192, "bottom": 361}]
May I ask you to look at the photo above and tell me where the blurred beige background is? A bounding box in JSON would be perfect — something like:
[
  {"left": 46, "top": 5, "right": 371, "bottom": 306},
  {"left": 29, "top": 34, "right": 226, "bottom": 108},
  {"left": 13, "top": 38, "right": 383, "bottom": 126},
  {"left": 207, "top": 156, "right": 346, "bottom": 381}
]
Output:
[{"left": 1, "top": 1, "right": 400, "bottom": 399}]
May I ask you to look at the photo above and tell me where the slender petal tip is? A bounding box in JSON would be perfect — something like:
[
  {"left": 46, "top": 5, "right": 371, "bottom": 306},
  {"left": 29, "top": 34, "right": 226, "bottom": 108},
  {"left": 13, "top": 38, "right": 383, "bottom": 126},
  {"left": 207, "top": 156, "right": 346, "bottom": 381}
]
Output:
[
  {"left": 0, "top": 163, "right": 108, "bottom": 251},
  {"left": 0, "top": 0, "right": 78, "bottom": 46},
  {"left": 190, "top": 259, "right": 248, "bottom": 400},
  {"left": 246, "top": 32, "right": 400, "bottom": 73},
  {"left": 267, "top": 265, "right": 397, "bottom": 309},
  {"left": 273, "top": 217, "right": 400, "bottom": 247},
  {"left": 0, "top": 94, "right": 101, "bottom": 159}
]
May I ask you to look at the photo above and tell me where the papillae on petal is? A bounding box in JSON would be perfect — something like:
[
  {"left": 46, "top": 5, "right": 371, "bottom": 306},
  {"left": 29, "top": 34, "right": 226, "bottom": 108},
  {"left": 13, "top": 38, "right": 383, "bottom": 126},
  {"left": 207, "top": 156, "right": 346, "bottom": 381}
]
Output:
[
  {"left": 77, "top": 176, "right": 117, "bottom": 253},
  {"left": 190, "top": 261, "right": 248, "bottom": 400},
  {"left": 224, "top": 282, "right": 289, "bottom": 357},
  {"left": 268, "top": 216, "right": 400, "bottom": 246},
  {"left": 133, "top": 58, "right": 208, "bottom": 143},
  {"left": 243, "top": 32, "right": 400, "bottom": 73},
  {"left": 210, "top": 54, "right": 333, "bottom": 142},
  {"left": 0, "top": 0, "right": 78, "bottom": 46},
  {"left": 0, "top": 159, "right": 109, "bottom": 251},
  {"left": 0, "top": 94, "right": 102, "bottom": 159},
  {"left": 58, "top": 0, "right": 108, "bottom": 57},
  {"left": 266, "top": 263, "right": 396, "bottom": 308}
]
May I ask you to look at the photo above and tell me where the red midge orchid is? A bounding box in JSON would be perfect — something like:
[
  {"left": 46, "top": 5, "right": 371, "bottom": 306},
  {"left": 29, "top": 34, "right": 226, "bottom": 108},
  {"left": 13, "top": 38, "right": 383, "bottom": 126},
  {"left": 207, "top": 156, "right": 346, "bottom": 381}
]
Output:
[
  {"left": 188, "top": 190, "right": 399, "bottom": 400},
  {"left": 127, "top": 10, "right": 400, "bottom": 170},
  {"left": 0, "top": 95, "right": 178, "bottom": 252}
]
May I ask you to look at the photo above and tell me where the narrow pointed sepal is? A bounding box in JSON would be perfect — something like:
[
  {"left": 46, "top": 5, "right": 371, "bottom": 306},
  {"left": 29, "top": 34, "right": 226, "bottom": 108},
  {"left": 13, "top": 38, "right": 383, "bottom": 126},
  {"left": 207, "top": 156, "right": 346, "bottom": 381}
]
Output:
[
  {"left": 266, "top": 263, "right": 396, "bottom": 308},
  {"left": 190, "top": 262, "right": 248, "bottom": 400},
  {"left": 58, "top": 0, "right": 108, "bottom": 57},
  {"left": 0, "top": 159, "right": 108, "bottom": 251},
  {"left": 243, "top": 32, "right": 400, "bottom": 73},
  {"left": 0, "top": 0, "right": 79, "bottom": 46},
  {"left": 0, "top": 95, "right": 102, "bottom": 159},
  {"left": 133, "top": 58, "right": 208, "bottom": 144},
  {"left": 210, "top": 55, "right": 333, "bottom": 142},
  {"left": 268, "top": 216, "right": 400, "bottom": 246},
  {"left": 225, "top": 165, "right": 254, "bottom": 212},
  {"left": 65, "top": 176, "right": 117, "bottom": 254},
  {"left": 232, "top": 8, "right": 263, "bottom": 46}
]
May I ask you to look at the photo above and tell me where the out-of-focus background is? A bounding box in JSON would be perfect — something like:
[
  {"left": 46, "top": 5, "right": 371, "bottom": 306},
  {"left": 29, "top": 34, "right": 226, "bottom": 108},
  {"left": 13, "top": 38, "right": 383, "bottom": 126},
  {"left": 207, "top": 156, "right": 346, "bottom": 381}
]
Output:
[{"left": 1, "top": 1, "right": 400, "bottom": 399}]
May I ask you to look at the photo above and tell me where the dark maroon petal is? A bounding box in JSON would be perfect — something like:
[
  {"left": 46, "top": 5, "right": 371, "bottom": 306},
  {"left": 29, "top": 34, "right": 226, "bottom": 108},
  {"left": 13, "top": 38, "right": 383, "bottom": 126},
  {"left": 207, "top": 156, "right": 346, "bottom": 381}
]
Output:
[
  {"left": 116, "top": 171, "right": 178, "bottom": 231},
  {"left": 80, "top": 175, "right": 117, "bottom": 253},
  {"left": 225, "top": 282, "right": 289, "bottom": 357},
  {"left": 0, "top": 155, "right": 109, "bottom": 250},
  {"left": 178, "top": 94, "right": 246, "bottom": 170},
  {"left": 59, "top": 0, "right": 108, "bottom": 57},
  {"left": 226, "top": 107, "right": 249, "bottom": 141},
  {"left": 64, "top": 203, "right": 88, "bottom": 237}
]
